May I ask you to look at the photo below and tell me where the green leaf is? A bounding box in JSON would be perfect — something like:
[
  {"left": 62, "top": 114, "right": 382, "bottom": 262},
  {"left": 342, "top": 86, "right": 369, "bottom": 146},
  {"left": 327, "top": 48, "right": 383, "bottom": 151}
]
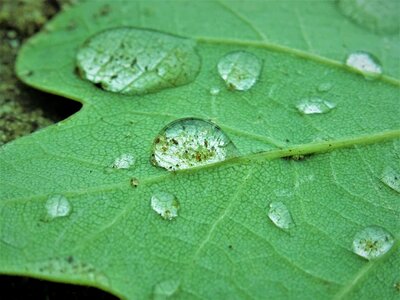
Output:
[{"left": 2, "top": 0, "right": 400, "bottom": 299}]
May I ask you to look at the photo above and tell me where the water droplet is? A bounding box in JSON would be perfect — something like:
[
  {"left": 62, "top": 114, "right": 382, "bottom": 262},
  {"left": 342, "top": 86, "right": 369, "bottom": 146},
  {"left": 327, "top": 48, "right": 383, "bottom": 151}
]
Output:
[
  {"left": 217, "top": 51, "right": 262, "bottom": 91},
  {"left": 151, "top": 118, "right": 238, "bottom": 171},
  {"left": 381, "top": 167, "right": 400, "bottom": 193},
  {"left": 268, "top": 201, "right": 294, "bottom": 230},
  {"left": 130, "top": 177, "right": 139, "bottom": 188},
  {"left": 345, "top": 52, "right": 382, "bottom": 76},
  {"left": 352, "top": 226, "right": 394, "bottom": 260},
  {"left": 151, "top": 192, "right": 179, "bottom": 220},
  {"left": 45, "top": 195, "right": 72, "bottom": 219},
  {"left": 296, "top": 98, "right": 336, "bottom": 114},
  {"left": 111, "top": 153, "right": 135, "bottom": 169},
  {"left": 76, "top": 27, "right": 201, "bottom": 95},
  {"left": 337, "top": 0, "right": 399, "bottom": 34},
  {"left": 317, "top": 82, "right": 333, "bottom": 92},
  {"left": 209, "top": 87, "right": 220, "bottom": 95},
  {"left": 153, "top": 279, "right": 180, "bottom": 300}
]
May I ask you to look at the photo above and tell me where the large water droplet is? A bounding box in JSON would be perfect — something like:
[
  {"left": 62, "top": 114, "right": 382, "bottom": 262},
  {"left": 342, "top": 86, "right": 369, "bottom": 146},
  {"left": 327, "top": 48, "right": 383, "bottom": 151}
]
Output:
[
  {"left": 352, "top": 226, "right": 394, "bottom": 260},
  {"left": 151, "top": 192, "right": 179, "bottom": 220},
  {"left": 381, "top": 167, "right": 400, "bottom": 193},
  {"left": 217, "top": 51, "right": 262, "bottom": 91},
  {"left": 151, "top": 118, "right": 238, "bottom": 171},
  {"left": 45, "top": 195, "right": 72, "bottom": 219},
  {"left": 111, "top": 153, "right": 135, "bottom": 169},
  {"left": 345, "top": 52, "right": 382, "bottom": 76},
  {"left": 337, "top": 0, "right": 400, "bottom": 34},
  {"left": 153, "top": 279, "right": 180, "bottom": 300},
  {"left": 76, "top": 27, "right": 201, "bottom": 95},
  {"left": 268, "top": 201, "right": 294, "bottom": 230},
  {"left": 296, "top": 98, "right": 336, "bottom": 115}
]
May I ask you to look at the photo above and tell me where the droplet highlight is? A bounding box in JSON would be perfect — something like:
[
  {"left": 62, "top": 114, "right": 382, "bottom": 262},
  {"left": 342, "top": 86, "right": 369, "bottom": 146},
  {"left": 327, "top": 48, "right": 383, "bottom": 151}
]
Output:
[
  {"left": 45, "top": 195, "right": 72, "bottom": 219},
  {"left": 217, "top": 51, "right": 262, "bottom": 91},
  {"left": 381, "top": 167, "right": 400, "bottom": 193},
  {"left": 268, "top": 202, "right": 294, "bottom": 230},
  {"left": 352, "top": 226, "right": 394, "bottom": 260},
  {"left": 76, "top": 27, "right": 201, "bottom": 95},
  {"left": 153, "top": 279, "right": 180, "bottom": 300},
  {"left": 337, "top": 0, "right": 400, "bottom": 34},
  {"left": 151, "top": 118, "right": 238, "bottom": 171},
  {"left": 151, "top": 192, "right": 179, "bottom": 220},
  {"left": 296, "top": 98, "right": 336, "bottom": 115},
  {"left": 112, "top": 153, "right": 135, "bottom": 169},
  {"left": 345, "top": 51, "right": 382, "bottom": 76}
]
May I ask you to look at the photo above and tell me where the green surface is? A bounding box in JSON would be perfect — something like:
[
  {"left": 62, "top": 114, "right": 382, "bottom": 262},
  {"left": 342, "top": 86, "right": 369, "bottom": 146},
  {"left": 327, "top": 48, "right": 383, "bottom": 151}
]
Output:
[{"left": 1, "top": 0, "right": 400, "bottom": 299}]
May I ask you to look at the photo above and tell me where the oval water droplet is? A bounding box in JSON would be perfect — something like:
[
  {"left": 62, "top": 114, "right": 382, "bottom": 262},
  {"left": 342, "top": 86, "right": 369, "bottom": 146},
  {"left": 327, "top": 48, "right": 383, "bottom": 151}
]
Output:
[
  {"left": 345, "top": 51, "right": 382, "bottom": 77},
  {"left": 111, "top": 153, "right": 135, "bottom": 169},
  {"left": 151, "top": 118, "right": 238, "bottom": 171},
  {"left": 217, "top": 51, "right": 262, "bottom": 91},
  {"left": 209, "top": 87, "right": 220, "bottom": 96},
  {"left": 337, "top": 0, "right": 400, "bottom": 34},
  {"left": 151, "top": 192, "right": 179, "bottom": 220},
  {"left": 76, "top": 27, "right": 201, "bottom": 95},
  {"left": 268, "top": 201, "right": 294, "bottom": 230},
  {"left": 153, "top": 279, "right": 180, "bottom": 300},
  {"left": 296, "top": 98, "right": 336, "bottom": 115},
  {"left": 352, "top": 226, "right": 394, "bottom": 260},
  {"left": 381, "top": 167, "right": 400, "bottom": 193},
  {"left": 317, "top": 82, "right": 333, "bottom": 93},
  {"left": 46, "top": 195, "right": 72, "bottom": 219}
]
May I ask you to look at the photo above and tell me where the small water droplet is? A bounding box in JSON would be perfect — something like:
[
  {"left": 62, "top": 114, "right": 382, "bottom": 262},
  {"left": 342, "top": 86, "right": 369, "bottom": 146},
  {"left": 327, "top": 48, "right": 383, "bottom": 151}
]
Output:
[
  {"left": 345, "top": 52, "right": 382, "bottom": 77},
  {"left": 151, "top": 118, "right": 238, "bottom": 171},
  {"left": 130, "top": 177, "right": 139, "bottom": 188},
  {"left": 381, "top": 167, "right": 400, "bottom": 193},
  {"left": 111, "top": 153, "right": 135, "bottom": 169},
  {"left": 151, "top": 192, "right": 179, "bottom": 220},
  {"left": 76, "top": 27, "right": 201, "bottom": 95},
  {"left": 352, "top": 226, "right": 394, "bottom": 260},
  {"left": 296, "top": 98, "right": 336, "bottom": 114},
  {"left": 317, "top": 82, "right": 333, "bottom": 92},
  {"left": 268, "top": 201, "right": 294, "bottom": 230},
  {"left": 209, "top": 87, "right": 220, "bottom": 95},
  {"left": 153, "top": 279, "right": 180, "bottom": 300},
  {"left": 217, "top": 51, "right": 262, "bottom": 91},
  {"left": 45, "top": 195, "right": 72, "bottom": 219},
  {"left": 337, "top": 0, "right": 400, "bottom": 34}
]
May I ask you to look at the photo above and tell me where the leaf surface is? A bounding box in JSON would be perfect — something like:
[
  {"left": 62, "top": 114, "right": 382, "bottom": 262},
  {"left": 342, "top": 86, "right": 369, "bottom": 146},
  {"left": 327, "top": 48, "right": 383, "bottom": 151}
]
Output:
[{"left": 1, "top": 1, "right": 399, "bottom": 299}]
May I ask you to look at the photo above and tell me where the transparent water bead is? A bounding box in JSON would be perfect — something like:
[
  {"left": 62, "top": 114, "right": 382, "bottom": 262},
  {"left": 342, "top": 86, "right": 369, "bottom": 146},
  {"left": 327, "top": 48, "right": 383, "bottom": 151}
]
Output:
[
  {"left": 151, "top": 192, "right": 180, "bottom": 220},
  {"left": 112, "top": 153, "right": 135, "bottom": 169},
  {"left": 46, "top": 195, "right": 72, "bottom": 219},
  {"left": 381, "top": 167, "right": 400, "bottom": 193},
  {"left": 151, "top": 118, "right": 238, "bottom": 171},
  {"left": 153, "top": 279, "right": 180, "bottom": 300},
  {"left": 296, "top": 98, "right": 336, "bottom": 114},
  {"left": 76, "top": 27, "right": 201, "bottom": 95},
  {"left": 209, "top": 87, "right": 220, "bottom": 95},
  {"left": 268, "top": 201, "right": 294, "bottom": 230},
  {"left": 217, "top": 51, "right": 262, "bottom": 91},
  {"left": 337, "top": 0, "right": 400, "bottom": 34},
  {"left": 345, "top": 52, "right": 382, "bottom": 76},
  {"left": 352, "top": 226, "right": 394, "bottom": 260},
  {"left": 317, "top": 82, "right": 333, "bottom": 93}
]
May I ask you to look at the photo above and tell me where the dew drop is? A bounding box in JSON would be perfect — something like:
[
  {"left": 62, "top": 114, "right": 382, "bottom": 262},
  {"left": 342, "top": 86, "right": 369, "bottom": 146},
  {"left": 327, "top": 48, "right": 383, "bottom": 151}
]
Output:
[
  {"left": 76, "top": 27, "right": 201, "bottom": 95},
  {"left": 268, "top": 201, "right": 294, "bottom": 230},
  {"left": 317, "top": 82, "right": 333, "bottom": 93},
  {"left": 217, "top": 51, "right": 262, "bottom": 91},
  {"left": 111, "top": 153, "right": 135, "bottom": 169},
  {"left": 45, "top": 195, "right": 72, "bottom": 219},
  {"left": 151, "top": 118, "right": 238, "bottom": 171},
  {"left": 381, "top": 167, "right": 400, "bottom": 193},
  {"left": 352, "top": 226, "right": 394, "bottom": 260},
  {"left": 296, "top": 98, "right": 336, "bottom": 115},
  {"left": 209, "top": 87, "right": 220, "bottom": 95},
  {"left": 153, "top": 279, "right": 180, "bottom": 300},
  {"left": 337, "top": 0, "right": 400, "bottom": 34},
  {"left": 151, "top": 192, "right": 179, "bottom": 220},
  {"left": 345, "top": 51, "right": 382, "bottom": 76}
]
